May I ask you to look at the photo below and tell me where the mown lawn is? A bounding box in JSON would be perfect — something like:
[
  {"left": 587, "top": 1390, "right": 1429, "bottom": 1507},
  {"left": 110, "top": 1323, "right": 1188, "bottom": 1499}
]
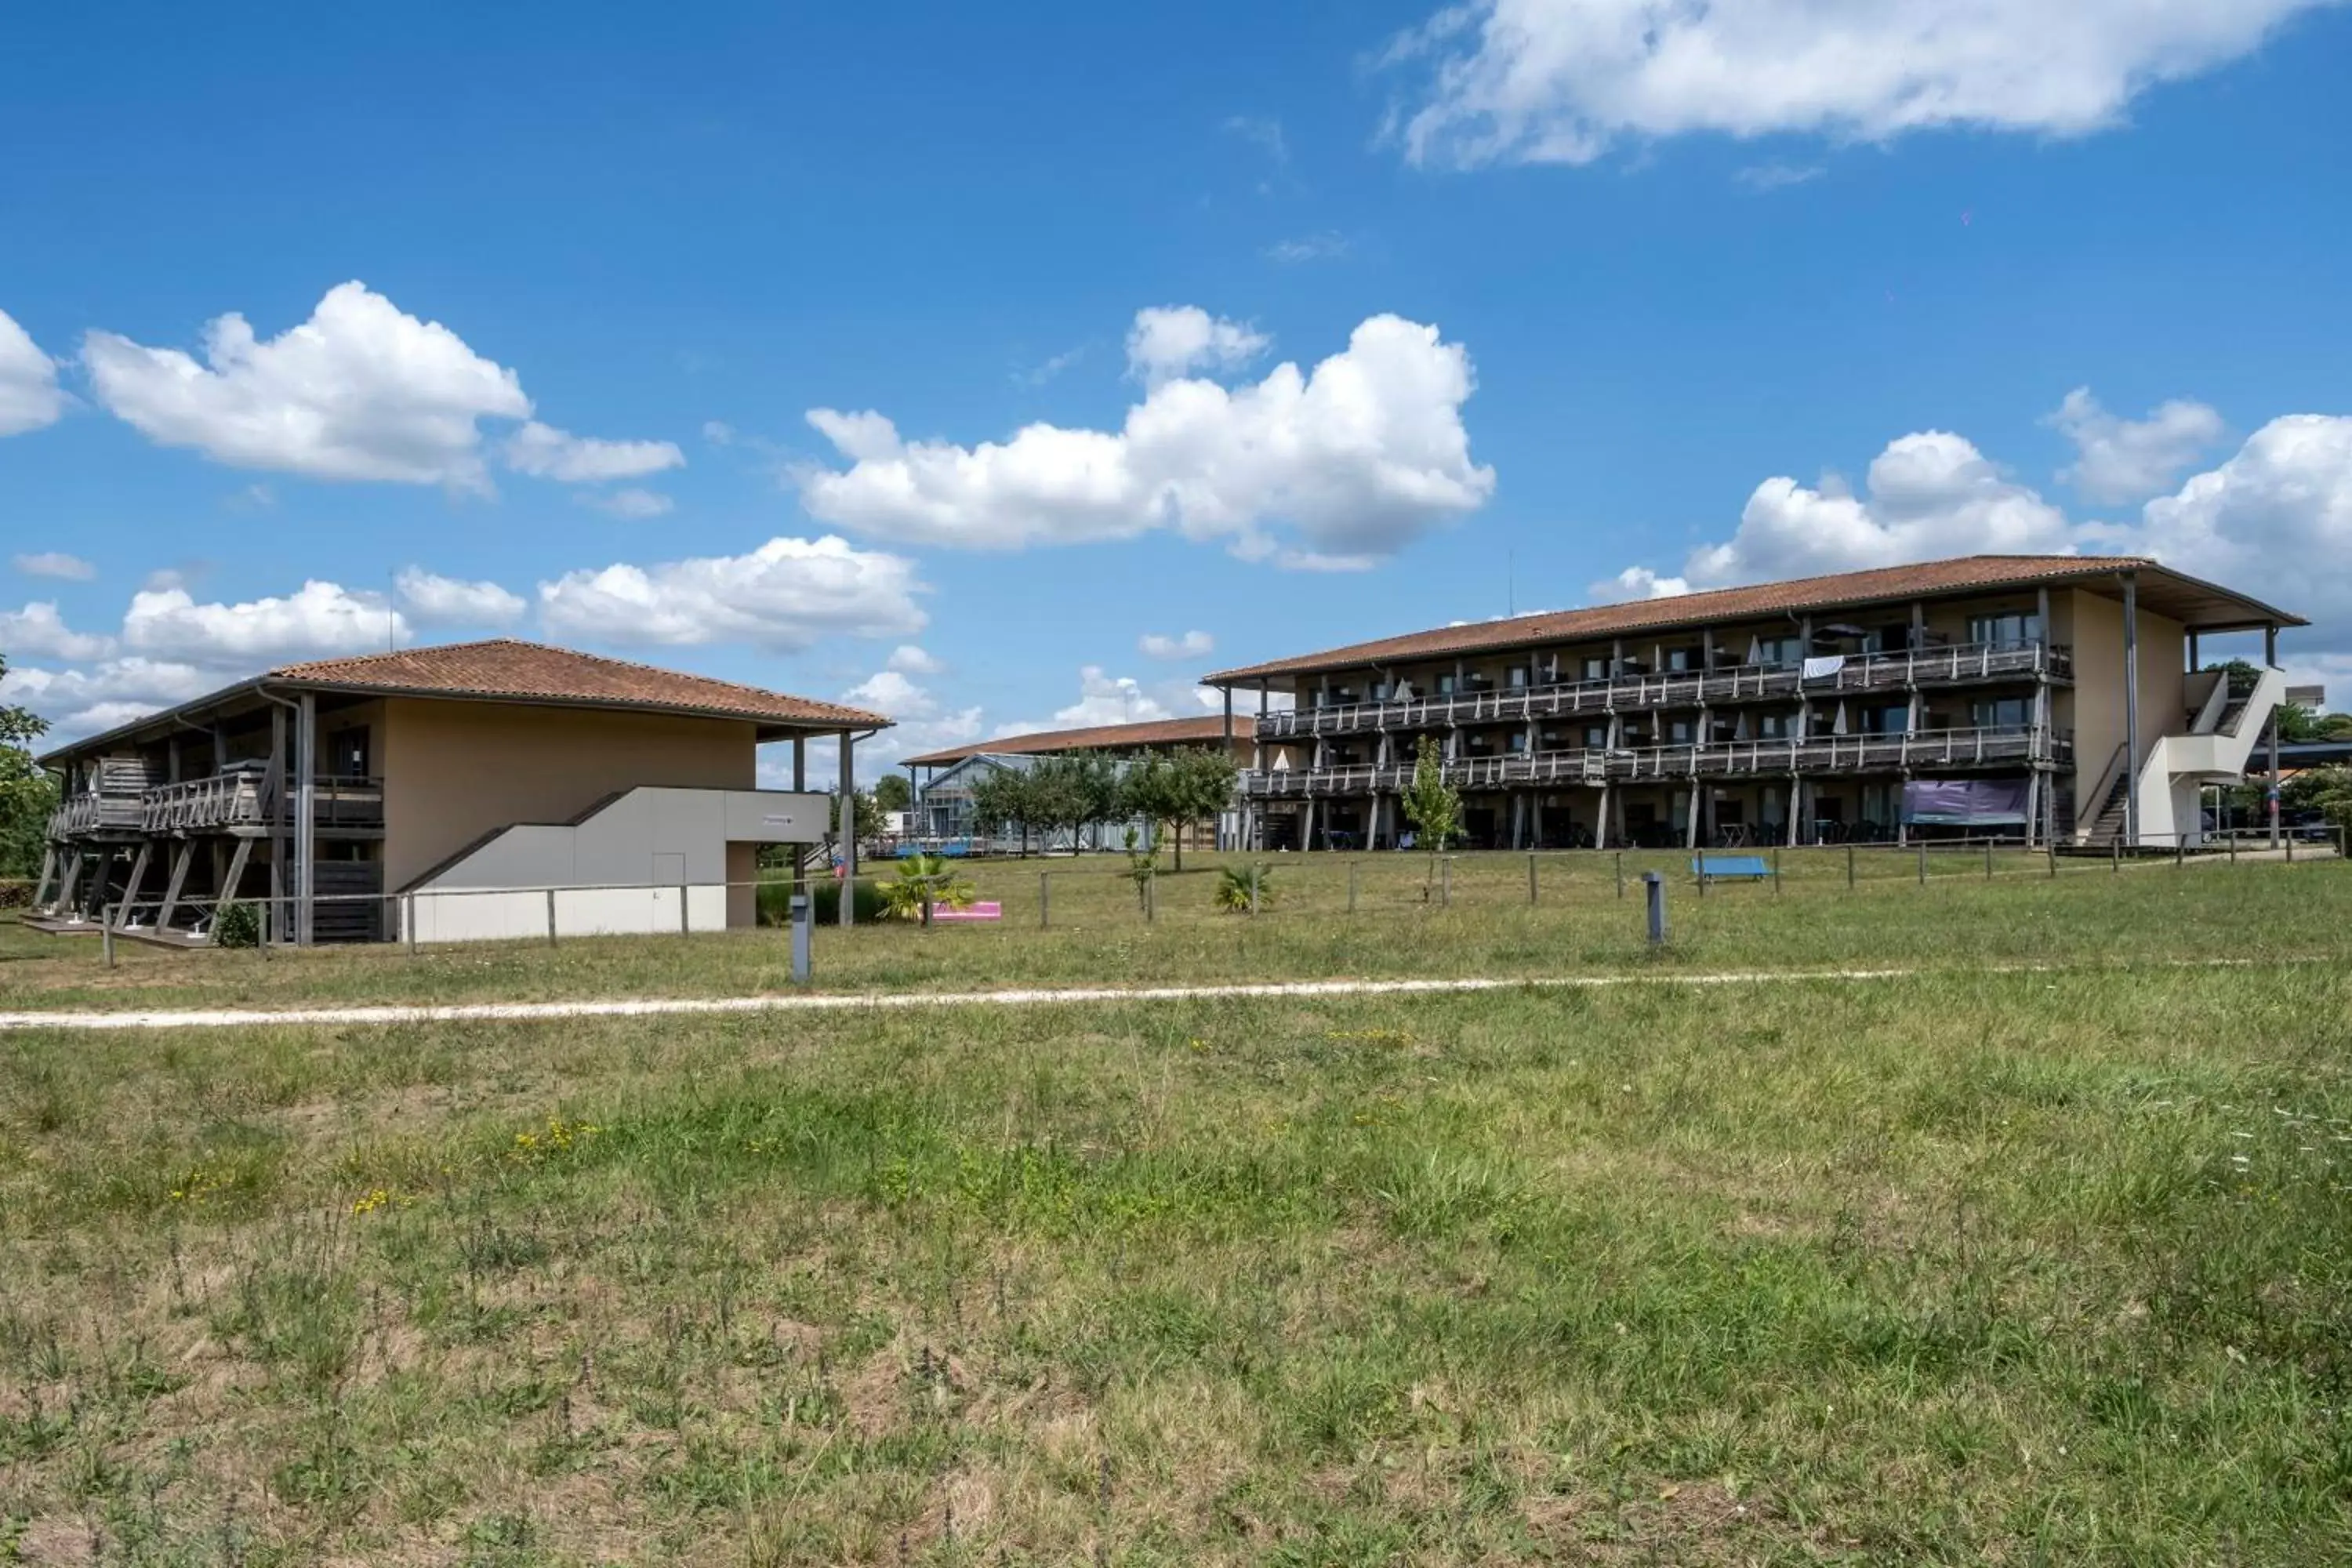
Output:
[
  {"left": 2, "top": 938, "right": 2348, "bottom": 1561},
  {"left": 2, "top": 848, "right": 2345, "bottom": 1012}
]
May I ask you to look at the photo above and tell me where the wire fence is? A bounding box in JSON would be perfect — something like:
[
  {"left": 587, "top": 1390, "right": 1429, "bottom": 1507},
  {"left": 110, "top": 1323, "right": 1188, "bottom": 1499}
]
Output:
[{"left": 9, "top": 822, "right": 2343, "bottom": 971}]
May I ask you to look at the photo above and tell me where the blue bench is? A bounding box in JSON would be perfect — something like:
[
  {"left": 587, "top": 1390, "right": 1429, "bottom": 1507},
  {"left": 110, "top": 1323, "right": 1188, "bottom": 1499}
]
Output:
[{"left": 1693, "top": 854, "right": 1772, "bottom": 884}]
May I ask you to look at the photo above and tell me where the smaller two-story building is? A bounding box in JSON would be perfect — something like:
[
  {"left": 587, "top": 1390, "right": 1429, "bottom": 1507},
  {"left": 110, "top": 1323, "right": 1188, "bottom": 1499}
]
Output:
[
  {"left": 1204, "top": 555, "right": 2301, "bottom": 851},
  {"left": 29, "top": 640, "right": 887, "bottom": 944}
]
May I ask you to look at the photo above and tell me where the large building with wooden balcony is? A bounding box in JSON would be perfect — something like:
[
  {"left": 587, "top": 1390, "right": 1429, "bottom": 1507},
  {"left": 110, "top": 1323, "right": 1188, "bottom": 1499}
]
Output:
[
  {"left": 1202, "top": 555, "right": 2303, "bottom": 853},
  {"left": 27, "top": 641, "right": 886, "bottom": 946}
]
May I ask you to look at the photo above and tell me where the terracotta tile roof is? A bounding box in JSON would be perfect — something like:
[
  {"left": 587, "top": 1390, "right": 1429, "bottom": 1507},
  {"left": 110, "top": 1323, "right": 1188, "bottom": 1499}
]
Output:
[
  {"left": 903, "top": 714, "right": 1236, "bottom": 768},
  {"left": 273, "top": 640, "right": 888, "bottom": 731},
  {"left": 1205, "top": 554, "right": 2303, "bottom": 684}
]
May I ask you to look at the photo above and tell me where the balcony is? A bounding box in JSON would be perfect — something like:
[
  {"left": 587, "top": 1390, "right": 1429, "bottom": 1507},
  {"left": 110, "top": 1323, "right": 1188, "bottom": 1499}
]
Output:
[
  {"left": 139, "top": 772, "right": 384, "bottom": 833},
  {"left": 1241, "top": 726, "right": 2070, "bottom": 798},
  {"left": 47, "top": 792, "right": 145, "bottom": 838},
  {"left": 1257, "top": 640, "right": 2072, "bottom": 741}
]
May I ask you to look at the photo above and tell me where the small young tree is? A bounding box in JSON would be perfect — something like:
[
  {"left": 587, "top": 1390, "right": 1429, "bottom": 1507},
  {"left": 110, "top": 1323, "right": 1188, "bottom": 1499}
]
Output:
[{"left": 1399, "top": 733, "right": 1460, "bottom": 900}]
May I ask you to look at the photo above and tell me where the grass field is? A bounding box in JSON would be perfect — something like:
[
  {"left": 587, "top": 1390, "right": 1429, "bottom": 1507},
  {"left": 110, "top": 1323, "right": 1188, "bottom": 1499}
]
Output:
[
  {"left": 2, "top": 863, "right": 2349, "bottom": 1563},
  {"left": 1, "top": 846, "right": 2343, "bottom": 1013}
]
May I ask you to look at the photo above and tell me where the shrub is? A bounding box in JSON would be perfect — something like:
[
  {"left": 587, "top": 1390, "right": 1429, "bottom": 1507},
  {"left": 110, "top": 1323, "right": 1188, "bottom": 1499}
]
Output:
[
  {"left": 212, "top": 902, "right": 262, "bottom": 949},
  {"left": 880, "top": 854, "right": 975, "bottom": 921},
  {"left": 0, "top": 878, "right": 31, "bottom": 910},
  {"left": 1213, "top": 863, "right": 1273, "bottom": 914},
  {"left": 757, "top": 877, "right": 887, "bottom": 926}
]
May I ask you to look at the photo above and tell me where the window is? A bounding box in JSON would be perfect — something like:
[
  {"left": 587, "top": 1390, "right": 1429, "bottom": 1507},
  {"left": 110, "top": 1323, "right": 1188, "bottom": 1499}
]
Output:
[
  {"left": 1755, "top": 636, "right": 1802, "bottom": 668},
  {"left": 1507, "top": 731, "right": 1528, "bottom": 753},
  {"left": 1663, "top": 646, "right": 1697, "bottom": 673},
  {"left": 1436, "top": 673, "right": 1457, "bottom": 695},
  {"left": 1581, "top": 656, "right": 1610, "bottom": 681},
  {"left": 1370, "top": 681, "right": 1390, "bottom": 702},
  {"left": 1758, "top": 712, "right": 1795, "bottom": 739},
  {"left": 1584, "top": 724, "right": 1610, "bottom": 748},
  {"left": 1507, "top": 666, "right": 1529, "bottom": 689},
  {"left": 1666, "top": 718, "right": 1697, "bottom": 744},
  {"left": 1870, "top": 706, "right": 1911, "bottom": 735},
  {"left": 1969, "top": 612, "right": 2042, "bottom": 647},
  {"left": 1972, "top": 696, "right": 2031, "bottom": 728}
]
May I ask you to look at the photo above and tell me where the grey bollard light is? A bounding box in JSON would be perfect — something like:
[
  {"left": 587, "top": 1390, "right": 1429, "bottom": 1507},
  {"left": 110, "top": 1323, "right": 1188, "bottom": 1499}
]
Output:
[
  {"left": 789, "top": 892, "right": 812, "bottom": 984},
  {"left": 1641, "top": 871, "right": 1667, "bottom": 946}
]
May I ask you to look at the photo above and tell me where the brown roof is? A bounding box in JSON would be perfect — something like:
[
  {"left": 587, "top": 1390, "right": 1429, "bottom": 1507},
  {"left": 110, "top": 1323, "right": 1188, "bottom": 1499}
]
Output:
[
  {"left": 1205, "top": 554, "right": 2305, "bottom": 684},
  {"left": 272, "top": 639, "right": 888, "bottom": 732},
  {"left": 903, "top": 714, "right": 1234, "bottom": 768}
]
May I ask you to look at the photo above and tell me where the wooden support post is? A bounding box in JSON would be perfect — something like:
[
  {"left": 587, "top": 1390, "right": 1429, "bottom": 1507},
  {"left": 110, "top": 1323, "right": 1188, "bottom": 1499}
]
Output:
[
  {"left": 681, "top": 884, "right": 691, "bottom": 935},
  {"left": 53, "top": 849, "right": 82, "bottom": 917},
  {"left": 546, "top": 888, "right": 558, "bottom": 947},
  {"left": 267, "top": 703, "right": 286, "bottom": 944},
  {"left": 297, "top": 691, "right": 317, "bottom": 946},
  {"left": 1772, "top": 847, "right": 1781, "bottom": 895},
  {"left": 112, "top": 843, "right": 153, "bottom": 933},
  {"left": 1438, "top": 858, "right": 1449, "bottom": 909},
  {"left": 1527, "top": 853, "right": 1538, "bottom": 906},
  {"left": 1614, "top": 850, "right": 1624, "bottom": 900},
  {"left": 216, "top": 837, "right": 253, "bottom": 943},
  {"left": 405, "top": 892, "right": 418, "bottom": 954},
  {"left": 156, "top": 843, "right": 194, "bottom": 932},
  {"left": 1040, "top": 871, "right": 1050, "bottom": 928},
  {"left": 1985, "top": 842, "right": 1994, "bottom": 880},
  {"left": 31, "top": 846, "right": 56, "bottom": 911},
  {"left": 1847, "top": 844, "right": 1856, "bottom": 888},
  {"left": 1918, "top": 844, "right": 1927, "bottom": 885},
  {"left": 1348, "top": 860, "right": 1359, "bottom": 914},
  {"left": 1250, "top": 862, "right": 1261, "bottom": 916}
]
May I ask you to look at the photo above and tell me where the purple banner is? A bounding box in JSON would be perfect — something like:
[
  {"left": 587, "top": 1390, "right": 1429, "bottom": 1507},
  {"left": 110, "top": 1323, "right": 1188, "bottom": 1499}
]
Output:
[{"left": 1902, "top": 777, "right": 2030, "bottom": 826}]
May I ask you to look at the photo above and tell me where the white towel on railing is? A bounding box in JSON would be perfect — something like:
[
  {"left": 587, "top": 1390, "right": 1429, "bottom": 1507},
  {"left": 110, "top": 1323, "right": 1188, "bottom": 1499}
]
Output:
[{"left": 1801, "top": 655, "right": 1846, "bottom": 681}]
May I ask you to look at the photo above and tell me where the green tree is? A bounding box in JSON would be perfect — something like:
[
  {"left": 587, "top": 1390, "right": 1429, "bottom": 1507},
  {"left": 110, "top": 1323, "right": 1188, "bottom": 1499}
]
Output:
[
  {"left": 969, "top": 766, "right": 1042, "bottom": 856},
  {"left": 1399, "top": 733, "right": 1460, "bottom": 900},
  {"left": 1, "top": 656, "right": 58, "bottom": 879},
  {"left": 872, "top": 773, "right": 913, "bottom": 815},
  {"left": 1116, "top": 746, "right": 1236, "bottom": 871},
  {"left": 1022, "top": 753, "right": 1122, "bottom": 851},
  {"left": 2284, "top": 765, "right": 2352, "bottom": 835}
]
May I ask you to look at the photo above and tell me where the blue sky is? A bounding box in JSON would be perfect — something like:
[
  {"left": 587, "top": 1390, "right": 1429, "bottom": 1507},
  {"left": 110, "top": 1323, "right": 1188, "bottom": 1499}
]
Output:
[{"left": 5, "top": 0, "right": 2350, "bottom": 775}]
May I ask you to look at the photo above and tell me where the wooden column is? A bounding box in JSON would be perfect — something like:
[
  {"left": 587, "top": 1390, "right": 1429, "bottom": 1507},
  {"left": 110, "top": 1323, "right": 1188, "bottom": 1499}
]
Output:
[
  {"left": 268, "top": 703, "right": 287, "bottom": 945},
  {"left": 297, "top": 691, "right": 318, "bottom": 946},
  {"left": 111, "top": 843, "right": 153, "bottom": 933},
  {"left": 156, "top": 844, "right": 194, "bottom": 933}
]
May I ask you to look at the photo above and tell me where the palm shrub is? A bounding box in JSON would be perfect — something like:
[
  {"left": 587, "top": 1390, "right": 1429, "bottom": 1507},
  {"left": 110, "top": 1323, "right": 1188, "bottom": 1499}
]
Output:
[
  {"left": 757, "top": 877, "right": 887, "bottom": 925},
  {"left": 1212, "top": 862, "right": 1272, "bottom": 914},
  {"left": 880, "top": 853, "right": 975, "bottom": 921}
]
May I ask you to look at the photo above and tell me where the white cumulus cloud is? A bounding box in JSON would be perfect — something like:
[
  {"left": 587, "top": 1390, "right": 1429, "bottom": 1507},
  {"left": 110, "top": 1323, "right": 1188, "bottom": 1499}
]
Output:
[
  {"left": 503, "top": 420, "right": 684, "bottom": 482},
  {"left": 13, "top": 551, "right": 96, "bottom": 581},
  {"left": 79, "top": 281, "right": 677, "bottom": 495},
  {"left": 1126, "top": 306, "right": 1270, "bottom": 385},
  {"left": 394, "top": 568, "right": 527, "bottom": 627},
  {"left": 537, "top": 535, "right": 927, "bottom": 652},
  {"left": 998, "top": 666, "right": 1174, "bottom": 737},
  {"left": 885, "top": 644, "right": 946, "bottom": 676},
  {"left": 2047, "top": 387, "right": 2226, "bottom": 504},
  {"left": 121, "top": 579, "right": 408, "bottom": 664},
  {"left": 1388, "top": 0, "right": 2332, "bottom": 168},
  {"left": 0, "top": 602, "right": 114, "bottom": 662},
  {"left": 1603, "top": 407, "right": 2352, "bottom": 648},
  {"left": 0, "top": 308, "right": 65, "bottom": 436},
  {"left": 0, "top": 657, "right": 220, "bottom": 739},
  {"left": 1139, "top": 629, "right": 1215, "bottom": 659},
  {"left": 797, "top": 310, "right": 1494, "bottom": 565}
]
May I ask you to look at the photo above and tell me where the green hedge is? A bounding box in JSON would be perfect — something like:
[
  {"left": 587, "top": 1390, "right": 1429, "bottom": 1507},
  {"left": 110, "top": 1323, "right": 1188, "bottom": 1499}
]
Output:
[{"left": 756, "top": 877, "right": 886, "bottom": 926}]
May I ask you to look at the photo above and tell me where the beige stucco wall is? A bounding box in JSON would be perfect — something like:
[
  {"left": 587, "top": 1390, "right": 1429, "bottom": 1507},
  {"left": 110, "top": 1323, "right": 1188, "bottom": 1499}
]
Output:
[
  {"left": 381, "top": 699, "right": 757, "bottom": 891},
  {"left": 2063, "top": 587, "right": 2186, "bottom": 821}
]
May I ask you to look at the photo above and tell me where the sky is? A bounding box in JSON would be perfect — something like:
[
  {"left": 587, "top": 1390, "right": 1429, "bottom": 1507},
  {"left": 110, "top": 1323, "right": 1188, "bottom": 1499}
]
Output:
[{"left": 5, "top": 0, "right": 2351, "bottom": 781}]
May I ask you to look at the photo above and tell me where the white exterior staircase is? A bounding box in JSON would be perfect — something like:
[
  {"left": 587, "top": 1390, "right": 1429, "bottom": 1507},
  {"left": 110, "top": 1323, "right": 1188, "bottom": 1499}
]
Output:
[{"left": 2127, "top": 664, "right": 2286, "bottom": 847}]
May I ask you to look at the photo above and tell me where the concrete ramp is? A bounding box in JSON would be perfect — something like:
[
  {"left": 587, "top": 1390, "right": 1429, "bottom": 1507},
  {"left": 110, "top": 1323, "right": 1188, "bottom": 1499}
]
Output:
[{"left": 404, "top": 787, "right": 826, "bottom": 943}]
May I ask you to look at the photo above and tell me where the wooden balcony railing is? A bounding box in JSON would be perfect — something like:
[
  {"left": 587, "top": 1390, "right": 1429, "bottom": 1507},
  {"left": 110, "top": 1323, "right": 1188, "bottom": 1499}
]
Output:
[
  {"left": 138, "top": 773, "right": 384, "bottom": 833},
  {"left": 1256, "top": 640, "right": 2071, "bottom": 742},
  {"left": 1240, "top": 726, "right": 2070, "bottom": 798}
]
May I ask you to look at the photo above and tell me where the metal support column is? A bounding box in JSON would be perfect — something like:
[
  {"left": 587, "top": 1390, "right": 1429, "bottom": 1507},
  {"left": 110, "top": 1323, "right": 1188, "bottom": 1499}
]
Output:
[
  {"left": 2265, "top": 623, "right": 2281, "bottom": 848},
  {"left": 2121, "top": 570, "right": 2140, "bottom": 849},
  {"left": 837, "top": 729, "right": 858, "bottom": 927}
]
